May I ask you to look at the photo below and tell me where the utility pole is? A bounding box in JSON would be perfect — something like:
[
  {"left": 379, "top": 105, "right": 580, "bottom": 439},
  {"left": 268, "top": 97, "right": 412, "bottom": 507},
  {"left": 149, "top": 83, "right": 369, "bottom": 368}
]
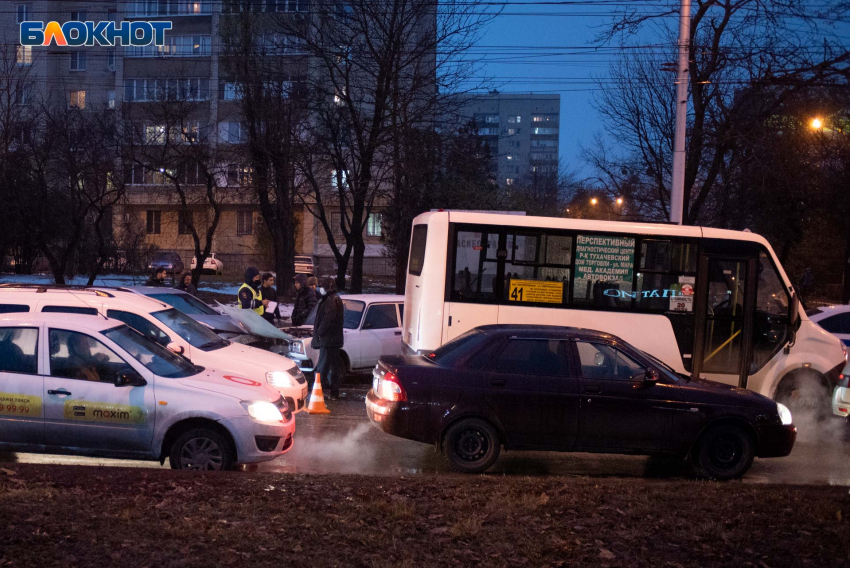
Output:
[{"left": 670, "top": 0, "right": 691, "bottom": 224}]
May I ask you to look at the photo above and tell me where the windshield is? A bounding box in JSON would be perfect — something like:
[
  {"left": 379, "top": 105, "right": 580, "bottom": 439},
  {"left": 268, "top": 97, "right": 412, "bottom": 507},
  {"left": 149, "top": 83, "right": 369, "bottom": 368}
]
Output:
[
  {"left": 343, "top": 300, "right": 365, "bottom": 329},
  {"left": 428, "top": 329, "right": 489, "bottom": 366},
  {"left": 151, "top": 308, "right": 228, "bottom": 351},
  {"left": 147, "top": 293, "right": 219, "bottom": 315},
  {"left": 104, "top": 325, "right": 198, "bottom": 378}
]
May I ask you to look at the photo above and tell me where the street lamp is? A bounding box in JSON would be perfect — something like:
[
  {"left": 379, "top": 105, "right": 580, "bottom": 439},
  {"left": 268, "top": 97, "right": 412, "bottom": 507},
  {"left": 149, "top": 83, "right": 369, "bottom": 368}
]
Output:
[
  {"left": 616, "top": 197, "right": 624, "bottom": 205},
  {"left": 811, "top": 118, "right": 823, "bottom": 130},
  {"left": 590, "top": 197, "right": 598, "bottom": 205}
]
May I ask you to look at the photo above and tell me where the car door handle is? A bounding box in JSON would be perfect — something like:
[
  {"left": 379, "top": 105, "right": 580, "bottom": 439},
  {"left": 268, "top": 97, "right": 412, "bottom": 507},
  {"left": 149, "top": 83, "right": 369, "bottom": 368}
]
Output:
[
  {"left": 490, "top": 379, "right": 506, "bottom": 387},
  {"left": 47, "top": 389, "right": 71, "bottom": 396},
  {"left": 584, "top": 386, "right": 601, "bottom": 394}
]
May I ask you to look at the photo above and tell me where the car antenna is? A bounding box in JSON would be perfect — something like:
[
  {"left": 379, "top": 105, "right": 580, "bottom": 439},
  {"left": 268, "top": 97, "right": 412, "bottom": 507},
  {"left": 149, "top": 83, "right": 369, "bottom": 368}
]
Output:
[{"left": 66, "top": 289, "right": 109, "bottom": 320}]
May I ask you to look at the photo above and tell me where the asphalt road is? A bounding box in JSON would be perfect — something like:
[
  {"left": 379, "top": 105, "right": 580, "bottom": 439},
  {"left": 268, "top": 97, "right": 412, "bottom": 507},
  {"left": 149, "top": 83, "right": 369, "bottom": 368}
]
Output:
[{"left": 6, "top": 386, "right": 850, "bottom": 485}]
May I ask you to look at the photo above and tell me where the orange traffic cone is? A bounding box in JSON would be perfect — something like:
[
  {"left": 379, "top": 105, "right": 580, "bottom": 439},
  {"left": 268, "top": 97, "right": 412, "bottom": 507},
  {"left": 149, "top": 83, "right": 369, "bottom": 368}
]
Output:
[{"left": 306, "top": 373, "right": 331, "bottom": 414}]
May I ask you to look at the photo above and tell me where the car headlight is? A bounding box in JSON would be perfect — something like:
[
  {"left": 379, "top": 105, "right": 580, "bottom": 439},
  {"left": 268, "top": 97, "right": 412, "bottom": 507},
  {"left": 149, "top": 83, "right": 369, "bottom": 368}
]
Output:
[
  {"left": 287, "top": 340, "right": 305, "bottom": 355},
  {"left": 777, "top": 402, "right": 793, "bottom": 425},
  {"left": 266, "top": 371, "right": 297, "bottom": 388},
  {"left": 242, "top": 400, "right": 283, "bottom": 422}
]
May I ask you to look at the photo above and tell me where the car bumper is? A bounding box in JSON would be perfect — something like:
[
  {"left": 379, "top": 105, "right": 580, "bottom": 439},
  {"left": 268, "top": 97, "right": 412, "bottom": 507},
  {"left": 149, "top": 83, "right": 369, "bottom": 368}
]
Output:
[
  {"left": 756, "top": 424, "right": 797, "bottom": 458},
  {"left": 365, "top": 390, "right": 433, "bottom": 444},
  {"left": 220, "top": 415, "right": 296, "bottom": 464},
  {"left": 267, "top": 383, "right": 309, "bottom": 413},
  {"left": 832, "top": 386, "right": 850, "bottom": 417},
  {"left": 284, "top": 351, "right": 314, "bottom": 373}
]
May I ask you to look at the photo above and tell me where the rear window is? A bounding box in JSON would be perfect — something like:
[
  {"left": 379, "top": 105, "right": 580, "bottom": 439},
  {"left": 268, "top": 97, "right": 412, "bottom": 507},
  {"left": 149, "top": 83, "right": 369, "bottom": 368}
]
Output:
[
  {"left": 0, "top": 304, "right": 28, "bottom": 314},
  {"left": 427, "top": 329, "right": 490, "bottom": 367},
  {"left": 408, "top": 225, "right": 428, "bottom": 276},
  {"left": 42, "top": 306, "right": 98, "bottom": 315}
]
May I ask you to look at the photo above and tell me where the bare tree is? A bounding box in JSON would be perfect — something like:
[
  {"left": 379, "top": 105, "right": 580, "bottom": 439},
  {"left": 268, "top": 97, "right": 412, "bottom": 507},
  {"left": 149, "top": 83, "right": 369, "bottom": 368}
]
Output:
[{"left": 592, "top": 0, "right": 850, "bottom": 224}]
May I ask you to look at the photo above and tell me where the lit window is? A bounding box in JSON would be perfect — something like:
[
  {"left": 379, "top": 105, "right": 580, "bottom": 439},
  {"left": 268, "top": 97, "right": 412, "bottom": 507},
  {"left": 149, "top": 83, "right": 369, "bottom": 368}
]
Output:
[
  {"left": 69, "top": 90, "right": 86, "bottom": 109},
  {"left": 16, "top": 45, "right": 32, "bottom": 66},
  {"left": 107, "top": 90, "right": 116, "bottom": 109},
  {"left": 367, "top": 213, "right": 382, "bottom": 237},
  {"left": 507, "top": 115, "right": 521, "bottom": 124},
  {"left": 505, "top": 178, "right": 515, "bottom": 186}
]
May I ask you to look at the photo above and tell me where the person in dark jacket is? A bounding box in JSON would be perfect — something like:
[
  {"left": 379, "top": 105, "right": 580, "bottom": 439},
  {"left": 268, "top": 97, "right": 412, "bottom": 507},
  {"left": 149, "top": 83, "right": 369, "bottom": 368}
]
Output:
[
  {"left": 174, "top": 271, "right": 198, "bottom": 296},
  {"left": 237, "top": 266, "right": 268, "bottom": 315},
  {"left": 291, "top": 274, "right": 318, "bottom": 327},
  {"left": 146, "top": 268, "right": 167, "bottom": 287},
  {"left": 259, "top": 272, "right": 279, "bottom": 325},
  {"left": 311, "top": 276, "right": 344, "bottom": 400}
]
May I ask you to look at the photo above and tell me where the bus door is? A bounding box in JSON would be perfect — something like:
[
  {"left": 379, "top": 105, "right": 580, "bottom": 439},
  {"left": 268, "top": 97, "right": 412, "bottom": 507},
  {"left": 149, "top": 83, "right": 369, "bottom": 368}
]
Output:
[
  {"left": 445, "top": 226, "right": 502, "bottom": 342},
  {"left": 692, "top": 241, "right": 758, "bottom": 388}
]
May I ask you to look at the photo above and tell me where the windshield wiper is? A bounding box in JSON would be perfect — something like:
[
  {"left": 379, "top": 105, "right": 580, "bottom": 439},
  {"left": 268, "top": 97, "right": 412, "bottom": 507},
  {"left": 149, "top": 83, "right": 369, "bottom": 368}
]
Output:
[{"left": 198, "top": 339, "right": 226, "bottom": 349}]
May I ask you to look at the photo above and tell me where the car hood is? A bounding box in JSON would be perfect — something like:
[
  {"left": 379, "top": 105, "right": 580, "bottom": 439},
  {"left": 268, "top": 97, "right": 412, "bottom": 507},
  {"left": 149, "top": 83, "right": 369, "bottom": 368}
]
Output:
[
  {"left": 190, "top": 313, "right": 247, "bottom": 335},
  {"left": 220, "top": 342, "right": 298, "bottom": 373},
  {"left": 678, "top": 377, "right": 771, "bottom": 408},
  {"left": 178, "top": 369, "right": 280, "bottom": 401}
]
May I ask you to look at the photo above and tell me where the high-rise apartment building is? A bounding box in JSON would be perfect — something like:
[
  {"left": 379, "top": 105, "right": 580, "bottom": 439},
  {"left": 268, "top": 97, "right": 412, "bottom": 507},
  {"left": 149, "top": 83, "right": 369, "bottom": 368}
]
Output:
[{"left": 453, "top": 92, "right": 561, "bottom": 187}]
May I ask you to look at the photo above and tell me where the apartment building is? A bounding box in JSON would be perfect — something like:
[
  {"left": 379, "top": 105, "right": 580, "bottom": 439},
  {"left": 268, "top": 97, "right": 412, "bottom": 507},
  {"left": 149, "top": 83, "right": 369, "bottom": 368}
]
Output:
[
  {"left": 452, "top": 92, "right": 561, "bottom": 187},
  {"left": 2, "top": 0, "right": 390, "bottom": 275}
]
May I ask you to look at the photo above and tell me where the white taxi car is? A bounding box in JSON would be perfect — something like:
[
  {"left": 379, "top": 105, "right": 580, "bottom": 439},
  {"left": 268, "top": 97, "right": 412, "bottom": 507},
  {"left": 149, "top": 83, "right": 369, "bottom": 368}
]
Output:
[
  {"left": 283, "top": 294, "right": 404, "bottom": 374},
  {"left": 191, "top": 253, "right": 224, "bottom": 275},
  {"left": 0, "top": 314, "right": 295, "bottom": 470},
  {"left": 0, "top": 286, "right": 309, "bottom": 411}
]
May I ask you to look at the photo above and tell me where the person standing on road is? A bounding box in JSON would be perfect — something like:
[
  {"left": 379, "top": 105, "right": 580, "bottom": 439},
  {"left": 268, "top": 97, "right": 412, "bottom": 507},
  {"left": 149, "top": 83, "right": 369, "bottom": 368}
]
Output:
[
  {"left": 311, "top": 276, "right": 344, "bottom": 400},
  {"left": 259, "top": 272, "right": 279, "bottom": 326},
  {"left": 291, "top": 274, "right": 318, "bottom": 327},
  {"left": 238, "top": 266, "right": 268, "bottom": 316},
  {"left": 146, "top": 268, "right": 167, "bottom": 287},
  {"left": 174, "top": 271, "right": 198, "bottom": 296}
]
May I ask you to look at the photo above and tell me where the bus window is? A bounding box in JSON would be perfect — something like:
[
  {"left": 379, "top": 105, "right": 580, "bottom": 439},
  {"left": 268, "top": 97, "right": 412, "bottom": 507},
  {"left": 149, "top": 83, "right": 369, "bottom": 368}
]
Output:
[
  {"left": 452, "top": 229, "right": 498, "bottom": 302},
  {"left": 751, "top": 250, "right": 790, "bottom": 372},
  {"left": 702, "top": 260, "right": 747, "bottom": 374},
  {"left": 503, "top": 232, "right": 571, "bottom": 306},
  {"left": 571, "top": 234, "right": 635, "bottom": 309},
  {"left": 408, "top": 225, "right": 428, "bottom": 276},
  {"left": 635, "top": 240, "right": 698, "bottom": 311}
]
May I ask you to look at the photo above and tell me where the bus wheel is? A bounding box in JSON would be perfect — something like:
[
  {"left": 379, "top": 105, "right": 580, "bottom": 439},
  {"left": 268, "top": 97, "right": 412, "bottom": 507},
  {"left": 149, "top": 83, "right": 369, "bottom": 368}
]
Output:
[
  {"left": 775, "top": 373, "right": 830, "bottom": 421},
  {"left": 691, "top": 425, "right": 755, "bottom": 481}
]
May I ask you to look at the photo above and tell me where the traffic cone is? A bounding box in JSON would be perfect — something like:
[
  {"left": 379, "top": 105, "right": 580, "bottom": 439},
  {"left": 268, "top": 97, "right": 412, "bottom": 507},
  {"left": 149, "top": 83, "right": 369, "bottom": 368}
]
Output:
[{"left": 306, "top": 373, "right": 331, "bottom": 414}]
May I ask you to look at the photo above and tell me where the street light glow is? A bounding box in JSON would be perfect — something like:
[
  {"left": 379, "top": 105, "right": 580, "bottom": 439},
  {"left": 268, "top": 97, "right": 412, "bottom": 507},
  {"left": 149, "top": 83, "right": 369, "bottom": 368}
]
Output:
[
  {"left": 811, "top": 118, "right": 823, "bottom": 129},
  {"left": 616, "top": 197, "right": 624, "bottom": 205},
  {"left": 590, "top": 198, "right": 598, "bottom": 205}
]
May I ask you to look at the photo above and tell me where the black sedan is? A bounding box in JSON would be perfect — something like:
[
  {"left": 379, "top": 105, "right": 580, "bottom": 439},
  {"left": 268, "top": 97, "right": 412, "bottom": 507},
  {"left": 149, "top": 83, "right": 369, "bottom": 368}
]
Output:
[{"left": 366, "top": 325, "right": 796, "bottom": 479}]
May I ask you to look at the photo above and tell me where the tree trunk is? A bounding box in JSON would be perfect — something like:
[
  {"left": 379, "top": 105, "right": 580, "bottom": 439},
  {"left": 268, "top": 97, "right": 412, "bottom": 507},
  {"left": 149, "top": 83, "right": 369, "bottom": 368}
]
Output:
[{"left": 350, "top": 237, "right": 366, "bottom": 294}]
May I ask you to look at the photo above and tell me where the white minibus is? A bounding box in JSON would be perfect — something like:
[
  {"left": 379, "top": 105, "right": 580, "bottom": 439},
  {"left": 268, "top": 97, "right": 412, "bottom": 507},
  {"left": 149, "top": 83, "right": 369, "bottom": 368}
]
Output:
[{"left": 402, "top": 211, "right": 846, "bottom": 413}]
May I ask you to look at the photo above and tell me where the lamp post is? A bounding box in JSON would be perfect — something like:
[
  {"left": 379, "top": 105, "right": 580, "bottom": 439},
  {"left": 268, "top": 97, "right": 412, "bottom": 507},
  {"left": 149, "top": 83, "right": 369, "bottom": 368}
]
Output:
[{"left": 670, "top": 0, "right": 691, "bottom": 225}]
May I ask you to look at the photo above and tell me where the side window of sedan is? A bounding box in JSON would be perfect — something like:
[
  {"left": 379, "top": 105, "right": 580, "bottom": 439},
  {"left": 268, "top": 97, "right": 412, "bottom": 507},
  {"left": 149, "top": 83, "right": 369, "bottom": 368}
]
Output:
[
  {"left": 576, "top": 342, "right": 645, "bottom": 381},
  {"left": 0, "top": 327, "right": 39, "bottom": 375},
  {"left": 49, "top": 329, "right": 128, "bottom": 383},
  {"left": 107, "top": 310, "right": 170, "bottom": 346},
  {"left": 362, "top": 304, "right": 399, "bottom": 330},
  {"left": 486, "top": 339, "right": 570, "bottom": 376}
]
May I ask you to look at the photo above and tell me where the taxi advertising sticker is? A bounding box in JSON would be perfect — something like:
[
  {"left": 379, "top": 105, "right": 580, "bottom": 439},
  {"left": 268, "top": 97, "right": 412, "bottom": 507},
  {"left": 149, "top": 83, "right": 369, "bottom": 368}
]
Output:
[
  {"left": 0, "top": 392, "right": 42, "bottom": 417},
  {"left": 509, "top": 279, "right": 564, "bottom": 304},
  {"left": 63, "top": 400, "right": 146, "bottom": 424}
]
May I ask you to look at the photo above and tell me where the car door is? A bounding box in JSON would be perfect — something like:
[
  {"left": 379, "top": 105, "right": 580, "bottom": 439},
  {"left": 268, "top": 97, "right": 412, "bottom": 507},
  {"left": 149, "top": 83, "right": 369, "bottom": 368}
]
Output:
[
  {"left": 43, "top": 327, "right": 156, "bottom": 454},
  {"left": 482, "top": 337, "right": 579, "bottom": 449},
  {"left": 0, "top": 324, "right": 44, "bottom": 448},
  {"left": 358, "top": 303, "right": 402, "bottom": 370},
  {"left": 573, "top": 341, "right": 670, "bottom": 452}
]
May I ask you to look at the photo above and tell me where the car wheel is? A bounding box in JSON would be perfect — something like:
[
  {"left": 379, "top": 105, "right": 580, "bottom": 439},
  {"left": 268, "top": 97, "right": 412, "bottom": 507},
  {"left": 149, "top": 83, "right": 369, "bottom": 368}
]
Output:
[
  {"left": 775, "top": 374, "right": 830, "bottom": 421},
  {"left": 443, "top": 418, "right": 501, "bottom": 474},
  {"left": 169, "top": 428, "right": 235, "bottom": 471},
  {"left": 691, "top": 424, "right": 755, "bottom": 481}
]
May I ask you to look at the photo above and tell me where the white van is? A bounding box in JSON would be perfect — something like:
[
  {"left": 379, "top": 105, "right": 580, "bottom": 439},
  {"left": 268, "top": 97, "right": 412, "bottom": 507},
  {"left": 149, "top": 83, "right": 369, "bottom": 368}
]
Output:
[
  {"left": 0, "top": 314, "right": 295, "bottom": 470},
  {"left": 0, "top": 286, "right": 309, "bottom": 412}
]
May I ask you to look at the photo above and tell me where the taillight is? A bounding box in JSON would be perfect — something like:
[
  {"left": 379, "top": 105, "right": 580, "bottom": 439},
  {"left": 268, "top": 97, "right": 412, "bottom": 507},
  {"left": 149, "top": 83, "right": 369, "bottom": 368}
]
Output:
[{"left": 376, "top": 370, "right": 407, "bottom": 402}]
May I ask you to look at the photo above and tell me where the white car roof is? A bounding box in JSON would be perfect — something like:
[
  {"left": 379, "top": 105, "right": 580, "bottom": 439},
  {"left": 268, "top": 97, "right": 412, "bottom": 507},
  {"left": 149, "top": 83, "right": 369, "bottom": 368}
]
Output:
[
  {"left": 0, "top": 312, "right": 122, "bottom": 332},
  {"left": 0, "top": 286, "right": 171, "bottom": 313},
  {"left": 340, "top": 294, "right": 404, "bottom": 304},
  {"left": 807, "top": 304, "right": 850, "bottom": 321}
]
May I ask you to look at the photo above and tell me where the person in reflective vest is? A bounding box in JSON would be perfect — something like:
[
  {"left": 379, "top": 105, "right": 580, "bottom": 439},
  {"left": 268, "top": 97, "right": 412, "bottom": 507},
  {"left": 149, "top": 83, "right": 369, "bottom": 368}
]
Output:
[{"left": 237, "top": 266, "right": 268, "bottom": 316}]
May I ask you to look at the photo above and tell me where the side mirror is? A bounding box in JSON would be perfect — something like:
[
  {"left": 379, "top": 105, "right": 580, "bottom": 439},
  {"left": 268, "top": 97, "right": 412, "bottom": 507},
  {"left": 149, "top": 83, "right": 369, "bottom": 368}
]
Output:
[
  {"left": 644, "top": 369, "right": 659, "bottom": 385},
  {"left": 788, "top": 292, "right": 801, "bottom": 330},
  {"left": 167, "top": 342, "right": 185, "bottom": 356},
  {"left": 115, "top": 368, "right": 147, "bottom": 387}
]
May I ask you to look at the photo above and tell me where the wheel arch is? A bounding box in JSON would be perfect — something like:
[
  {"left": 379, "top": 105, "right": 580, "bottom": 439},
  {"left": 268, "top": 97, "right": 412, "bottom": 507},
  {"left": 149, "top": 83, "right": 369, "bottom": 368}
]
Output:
[
  {"left": 772, "top": 367, "right": 831, "bottom": 400},
  {"left": 159, "top": 418, "right": 237, "bottom": 464},
  {"left": 688, "top": 415, "right": 760, "bottom": 458}
]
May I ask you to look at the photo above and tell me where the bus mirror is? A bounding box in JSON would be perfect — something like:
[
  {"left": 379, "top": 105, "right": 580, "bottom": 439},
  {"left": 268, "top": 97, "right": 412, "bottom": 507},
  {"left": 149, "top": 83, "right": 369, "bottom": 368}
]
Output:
[{"left": 788, "top": 292, "right": 801, "bottom": 330}]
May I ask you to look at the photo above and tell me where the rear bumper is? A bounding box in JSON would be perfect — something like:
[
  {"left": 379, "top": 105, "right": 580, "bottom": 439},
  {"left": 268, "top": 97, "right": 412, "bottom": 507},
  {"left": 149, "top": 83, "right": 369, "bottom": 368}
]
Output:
[
  {"left": 365, "top": 390, "right": 432, "bottom": 444},
  {"left": 832, "top": 387, "right": 850, "bottom": 417},
  {"left": 756, "top": 424, "right": 797, "bottom": 458}
]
